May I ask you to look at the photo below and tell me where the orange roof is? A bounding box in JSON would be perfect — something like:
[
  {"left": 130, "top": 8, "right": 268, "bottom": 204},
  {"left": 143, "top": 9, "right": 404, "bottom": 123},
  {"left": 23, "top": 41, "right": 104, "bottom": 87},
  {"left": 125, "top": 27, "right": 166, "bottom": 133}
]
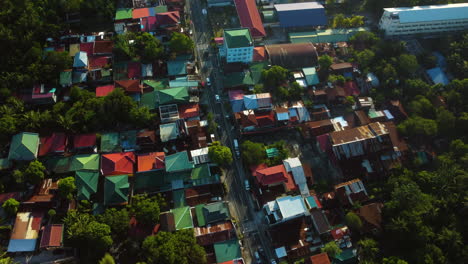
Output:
[
  {"left": 132, "top": 8, "right": 150, "bottom": 19},
  {"left": 234, "top": 0, "right": 266, "bottom": 38},
  {"left": 101, "top": 152, "right": 136, "bottom": 176},
  {"left": 253, "top": 47, "right": 266, "bottom": 62},
  {"left": 309, "top": 253, "right": 331, "bottom": 264},
  {"left": 137, "top": 152, "right": 165, "bottom": 172},
  {"left": 115, "top": 80, "right": 142, "bottom": 93}
]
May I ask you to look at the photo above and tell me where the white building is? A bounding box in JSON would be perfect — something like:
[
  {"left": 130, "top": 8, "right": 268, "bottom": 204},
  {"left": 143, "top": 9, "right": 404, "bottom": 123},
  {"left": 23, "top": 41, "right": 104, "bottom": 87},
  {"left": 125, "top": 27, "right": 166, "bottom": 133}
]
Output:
[
  {"left": 379, "top": 3, "right": 468, "bottom": 37},
  {"left": 263, "top": 195, "right": 308, "bottom": 225},
  {"left": 222, "top": 28, "right": 254, "bottom": 63}
]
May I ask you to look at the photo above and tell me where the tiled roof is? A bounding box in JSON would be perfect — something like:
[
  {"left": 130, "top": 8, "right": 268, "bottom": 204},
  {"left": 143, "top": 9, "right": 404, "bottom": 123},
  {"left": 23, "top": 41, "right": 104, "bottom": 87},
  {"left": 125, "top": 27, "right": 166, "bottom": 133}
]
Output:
[
  {"left": 38, "top": 133, "right": 67, "bottom": 157},
  {"left": 75, "top": 170, "right": 99, "bottom": 200},
  {"left": 234, "top": 0, "right": 266, "bottom": 38},
  {"left": 73, "top": 133, "right": 96, "bottom": 149},
  {"left": 254, "top": 164, "right": 288, "bottom": 185},
  {"left": 8, "top": 132, "right": 39, "bottom": 161},
  {"left": 104, "top": 175, "right": 129, "bottom": 205},
  {"left": 137, "top": 152, "right": 165, "bottom": 172},
  {"left": 357, "top": 202, "right": 383, "bottom": 230},
  {"left": 101, "top": 152, "right": 136, "bottom": 176},
  {"left": 39, "top": 224, "right": 63, "bottom": 248}
]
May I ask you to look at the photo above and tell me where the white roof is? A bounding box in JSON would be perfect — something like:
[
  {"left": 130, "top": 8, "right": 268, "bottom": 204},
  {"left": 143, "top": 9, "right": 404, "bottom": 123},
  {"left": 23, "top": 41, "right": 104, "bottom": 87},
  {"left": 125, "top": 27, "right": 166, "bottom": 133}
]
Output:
[
  {"left": 384, "top": 3, "right": 468, "bottom": 23},
  {"left": 275, "top": 2, "right": 324, "bottom": 12},
  {"left": 160, "top": 123, "right": 178, "bottom": 142},
  {"left": 283, "top": 158, "right": 308, "bottom": 196},
  {"left": 190, "top": 147, "right": 210, "bottom": 165},
  {"left": 277, "top": 196, "right": 307, "bottom": 219}
]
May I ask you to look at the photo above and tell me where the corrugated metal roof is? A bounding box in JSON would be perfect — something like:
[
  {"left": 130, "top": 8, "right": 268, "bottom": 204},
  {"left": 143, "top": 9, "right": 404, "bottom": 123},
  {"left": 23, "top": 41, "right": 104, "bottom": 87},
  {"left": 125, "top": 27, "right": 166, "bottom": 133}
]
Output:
[
  {"left": 275, "top": 2, "right": 324, "bottom": 11},
  {"left": 234, "top": 0, "right": 266, "bottom": 38},
  {"left": 384, "top": 3, "right": 468, "bottom": 23}
]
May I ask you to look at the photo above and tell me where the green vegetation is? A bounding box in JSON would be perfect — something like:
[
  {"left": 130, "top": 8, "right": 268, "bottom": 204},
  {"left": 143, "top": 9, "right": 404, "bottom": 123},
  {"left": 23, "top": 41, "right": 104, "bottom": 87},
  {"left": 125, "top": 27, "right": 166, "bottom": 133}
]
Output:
[
  {"left": 128, "top": 194, "right": 162, "bottom": 227},
  {"left": 2, "top": 198, "right": 19, "bottom": 217},
  {"left": 169, "top": 32, "right": 195, "bottom": 55},
  {"left": 331, "top": 14, "right": 364, "bottom": 28},
  {"left": 241, "top": 140, "right": 267, "bottom": 166},
  {"left": 262, "top": 66, "right": 290, "bottom": 89},
  {"left": 114, "top": 32, "right": 164, "bottom": 63},
  {"left": 99, "top": 253, "right": 115, "bottom": 264},
  {"left": 58, "top": 177, "right": 76, "bottom": 200},
  {"left": 322, "top": 241, "right": 342, "bottom": 259},
  {"left": 209, "top": 141, "right": 233, "bottom": 166},
  {"left": 344, "top": 212, "right": 362, "bottom": 232},
  {"left": 96, "top": 208, "right": 130, "bottom": 240}
]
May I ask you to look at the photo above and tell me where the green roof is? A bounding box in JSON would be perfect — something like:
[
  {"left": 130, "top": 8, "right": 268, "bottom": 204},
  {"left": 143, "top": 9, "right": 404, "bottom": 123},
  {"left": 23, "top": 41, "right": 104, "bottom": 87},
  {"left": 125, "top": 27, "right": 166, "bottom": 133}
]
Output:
[
  {"left": 153, "top": 5, "right": 168, "bottom": 13},
  {"left": 191, "top": 164, "right": 219, "bottom": 186},
  {"left": 0, "top": 158, "right": 11, "bottom": 170},
  {"left": 115, "top": 8, "right": 133, "bottom": 20},
  {"left": 289, "top": 27, "right": 369, "bottom": 44},
  {"left": 45, "top": 156, "right": 71, "bottom": 174},
  {"left": 196, "top": 202, "right": 230, "bottom": 227},
  {"left": 100, "top": 133, "right": 121, "bottom": 153},
  {"left": 224, "top": 28, "right": 253, "bottom": 49},
  {"left": 214, "top": 239, "right": 242, "bottom": 263},
  {"left": 303, "top": 67, "right": 320, "bottom": 86},
  {"left": 143, "top": 79, "right": 169, "bottom": 90},
  {"left": 266, "top": 148, "right": 279, "bottom": 158},
  {"left": 59, "top": 71, "right": 72, "bottom": 86},
  {"left": 165, "top": 151, "right": 194, "bottom": 173},
  {"left": 70, "top": 154, "right": 100, "bottom": 171},
  {"left": 262, "top": 10, "right": 276, "bottom": 23},
  {"left": 224, "top": 72, "right": 255, "bottom": 88},
  {"left": 104, "top": 175, "right": 129, "bottom": 205},
  {"left": 169, "top": 80, "right": 199, "bottom": 88},
  {"left": 75, "top": 170, "right": 99, "bottom": 200},
  {"left": 333, "top": 248, "right": 358, "bottom": 264},
  {"left": 135, "top": 170, "right": 169, "bottom": 192},
  {"left": 8, "top": 132, "right": 39, "bottom": 161},
  {"left": 158, "top": 87, "right": 189, "bottom": 105},
  {"left": 167, "top": 60, "right": 187, "bottom": 76},
  {"left": 170, "top": 206, "right": 193, "bottom": 230},
  {"left": 173, "top": 189, "right": 186, "bottom": 208},
  {"left": 140, "top": 91, "right": 158, "bottom": 110}
]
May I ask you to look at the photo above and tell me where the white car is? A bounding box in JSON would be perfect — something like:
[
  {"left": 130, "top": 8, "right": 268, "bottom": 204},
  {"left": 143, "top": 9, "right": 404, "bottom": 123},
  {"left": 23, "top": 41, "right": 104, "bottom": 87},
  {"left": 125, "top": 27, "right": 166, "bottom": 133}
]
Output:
[
  {"left": 202, "top": 9, "right": 207, "bottom": 15},
  {"left": 215, "top": 94, "right": 220, "bottom": 102},
  {"left": 206, "top": 77, "right": 211, "bottom": 86},
  {"left": 244, "top": 180, "right": 250, "bottom": 191}
]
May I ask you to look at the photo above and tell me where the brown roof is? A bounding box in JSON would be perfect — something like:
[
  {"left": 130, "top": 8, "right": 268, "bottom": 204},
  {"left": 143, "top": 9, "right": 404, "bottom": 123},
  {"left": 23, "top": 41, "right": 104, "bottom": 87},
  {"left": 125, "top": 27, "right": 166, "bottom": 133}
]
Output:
[
  {"left": 137, "top": 129, "right": 157, "bottom": 144},
  {"left": 25, "top": 179, "right": 58, "bottom": 203},
  {"left": 265, "top": 43, "right": 318, "bottom": 69},
  {"left": 326, "top": 86, "right": 346, "bottom": 101},
  {"left": 269, "top": 216, "right": 311, "bottom": 258},
  {"left": 160, "top": 212, "right": 176, "bottom": 232},
  {"left": 330, "top": 125, "right": 374, "bottom": 145},
  {"left": 357, "top": 202, "right": 383, "bottom": 230},
  {"left": 93, "top": 41, "right": 113, "bottom": 54},
  {"left": 383, "top": 121, "right": 408, "bottom": 152},
  {"left": 40, "top": 224, "right": 64, "bottom": 248},
  {"left": 115, "top": 80, "right": 142, "bottom": 93},
  {"left": 354, "top": 110, "right": 370, "bottom": 126},
  {"left": 310, "top": 209, "right": 330, "bottom": 234},
  {"left": 308, "top": 253, "right": 331, "bottom": 264},
  {"left": 368, "top": 122, "right": 389, "bottom": 136},
  {"left": 194, "top": 221, "right": 234, "bottom": 246},
  {"left": 330, "top": 62, "right": 353, "bottom": 71}
]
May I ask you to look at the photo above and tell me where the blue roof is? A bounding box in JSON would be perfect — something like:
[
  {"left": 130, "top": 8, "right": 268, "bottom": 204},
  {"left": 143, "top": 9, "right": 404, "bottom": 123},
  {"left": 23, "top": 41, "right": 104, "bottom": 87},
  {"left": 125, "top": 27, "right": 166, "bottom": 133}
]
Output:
[
  {"left": 73, "top": 51, "right": 88, "bottom": 67},
  {"left": 243, "top": 94, "right": 258, "bottom": 110},
  {"left": 303, "top": 67, "right": 319, "bottom": 86},
  {"left": 384, "top": 3, "right": 468, "bottom": 24},
  {"left": 167, "top": 60, "right": 187, "bottom": 76},
  {"left": 8, "top": 239, "right": 37, "bottom": 252},
  {"left": 426, "top": 67, "right": 449, "bottom": 85},
  {"left": 275, "top": 2, "right": 326, "bottom": 27},
  {"left": 277, "top": 195, "right": 307, "bottom": 219},
  {"left": 305, "top": 196, "right": 320, "bottom": 209}
]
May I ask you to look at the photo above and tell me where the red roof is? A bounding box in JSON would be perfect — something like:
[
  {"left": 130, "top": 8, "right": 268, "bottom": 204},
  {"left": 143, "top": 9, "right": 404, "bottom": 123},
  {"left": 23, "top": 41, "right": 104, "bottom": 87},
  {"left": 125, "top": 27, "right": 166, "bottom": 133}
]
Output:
[
  {"left": 79, "top": 42, "right": 93, "bottom": 55},
  {"left": 137, "top": 152, "right": 165, "bottom": 172},
  {"left": 101, "top": 152, "right": 136, "bottom": 176},
  {"left": 254, "top": 164, "right": 288, "bottom": 186},
  {"left": 309, "top": 253, "right": 331, "bottom": 264},
  {"left": 330, "top": 226, "right": 349, "bottom": 241},
  {"left": 40, "top": 224, "right": 63, "bottom": 248},
  {"left": 142, "top": 16, "right": 158, "bottom": 32},
  {"left": 178, "top": 103, "right": 200, "bottom": 119},
  {"left": 39, "top": 133, "right": 67, "bottom": 156},
  {"left": 89, "top": 56, "right": 111, "bottom": 69},
  {"left": 96, "top": 84, "right": 115, "bottom": 97},
  {"left": 127, "top": 62, "right": 142, "bottom": 79},
  {"left": 255, "top": 111, "right": 275, "bottom": 127},
  {"left": 253, "top": 47, "right": 266, "bottom": 62},
  {"left": 156, "top": 11, "right": 180, "bottom": 26},
  {"left": 115, "top": 79, "right": 142, "bottom": 93},
  {"left": 73, "top": 133, "right": 96, "bottom": 149},
  {"left": 133, "top": 8, "right": 151, "bottom": 19},
  {"left": 343, "top": 81, "right": 360, "bottom": 96},
  {"left": 234, "top": 0, "right": 266, "bottom": 38},
  {"left": 93, "top": 41, "right": 113, "bottom": 54},
  {"left": 0, "top": 192, "right": 21, "bottom": 204}
]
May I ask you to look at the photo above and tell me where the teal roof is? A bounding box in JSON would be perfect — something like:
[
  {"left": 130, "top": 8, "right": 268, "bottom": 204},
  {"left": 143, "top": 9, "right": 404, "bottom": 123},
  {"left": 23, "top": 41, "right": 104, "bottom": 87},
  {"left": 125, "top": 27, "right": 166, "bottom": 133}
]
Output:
[
  {"left": 266, "top": 148, "right": 279, "bottom": 158},
  {"left": 0, "top": 158, "right": 11, "bottom": 170},
  {"left": 303, "top": 67, "right": 320, "bottom": 86},
  {"left": 173, "top": 189, "right": 186, "bottom": 208},
  {"left": 214, "top": 239, "right": 242, "bottom": 263},
  {"left": 70, "top": 154, "right": 100, "bottom": 171},
  {"left": 191, "top": 164, "right": 219, "bottom": 186},
  {"left": 115, "top": 8, "right": 133, "bottom": 20},
  {"left": 75, "top": 170, "right": 99, "bottom": 200},
  {"left": 59, "top": 71, "right": 72, "bottom": 86},
  {"left": 224, "top": 28, "right": 253, "bottom": 49},
  {"left": 100, "top": 133, "right": 121, "bottom": 153},
  {"left": 8, "top": 132, "right": 39, "bottom": 161},
  {"left": 143, "top": 79, "right": 169, "bottom": 90},
  {"left": 169, "top": 80, "right": 199, "bottom": 88},
  {"left": 134, "top": 170, "right": 169, "bottom": 192},
  {"left": 170, "top": 206, "right": 193, "bottom": 230},
  {"left": 165, "top": 151, "right": 194, "bottom": 173},
  {"left": 140, "top": 91, "right": 158, "bottom": 110},
  {"left": 167, "top": 60, "right": 187, "bottom": 76},
  {"left": 333, "top": 248, "right": 358, "bottom": 264},
  {"left": 45, "top": 156, "right": 71, "bottom": 174},
  {"left": 289, "top": 27, "right": 368, "bottom": 44},
  {"left": 104, "top": 175, "right": 129, "bottom": 205},
  {"left": 196, "top": 202, "right": 230, "bottom": 227},
  {"left": 158, "top": 87, "right": 189, "bottom": 105},
  {"left": 262, "top": 10, "right": 277, "bottom": 23}
]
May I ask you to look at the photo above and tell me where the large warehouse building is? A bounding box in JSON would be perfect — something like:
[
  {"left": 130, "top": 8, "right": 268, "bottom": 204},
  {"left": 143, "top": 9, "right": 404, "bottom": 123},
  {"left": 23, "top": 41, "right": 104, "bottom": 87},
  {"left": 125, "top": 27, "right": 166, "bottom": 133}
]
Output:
[
  {"left": 274, "top": 2, "right": 327, "bottom": 28},
  {"left": 379, "top": 3, "right": 468, "bottom": 36}
]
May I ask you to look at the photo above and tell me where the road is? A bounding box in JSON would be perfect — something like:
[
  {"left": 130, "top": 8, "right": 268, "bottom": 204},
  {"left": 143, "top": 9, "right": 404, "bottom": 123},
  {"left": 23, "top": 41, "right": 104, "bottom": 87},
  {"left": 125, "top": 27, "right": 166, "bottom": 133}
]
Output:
[{"left": 186, "top": 0, "right": 276, "bottom": 262}]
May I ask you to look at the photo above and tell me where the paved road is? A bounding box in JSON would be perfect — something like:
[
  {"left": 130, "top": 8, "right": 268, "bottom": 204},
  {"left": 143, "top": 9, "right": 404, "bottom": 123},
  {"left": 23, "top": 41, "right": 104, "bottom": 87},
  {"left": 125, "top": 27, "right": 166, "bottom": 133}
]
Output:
[{"left": 186, "top": 0, "right": 276, "bottom": 262}]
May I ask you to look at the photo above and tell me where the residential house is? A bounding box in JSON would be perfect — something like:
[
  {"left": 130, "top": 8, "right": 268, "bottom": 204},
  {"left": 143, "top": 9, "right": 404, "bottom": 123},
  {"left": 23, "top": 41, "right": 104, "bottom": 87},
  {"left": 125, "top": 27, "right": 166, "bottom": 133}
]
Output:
[
  {"left": 357, "top": 202, "right": 384, "bottom": 234},
  {"left": 115, "top": 79, "right": 143, "bottom": 93},
  {"left": 39, "top": 224, "right": 64, "bottom": 249},
  {"left": 195, "top": 202, "right": 231, "bottom": 227},
  {"left": 104, "top": 175, "right": 129, "bottom": 205},
  {"left": 165, "top": 151, "right": 194, "bottom": 173},
  {"left": 100, "top": 132, "right": 121, "bottom": 153},
  {"left": 190, "top": 147, "right": 210, "bottom": 165},
  {"left": 306, "top": 253, "right": 331, "bottom": 264},
  {"left": 137, "top": 152, "right": 165, "bottom": 172},
  {"left": 22, "top": 179, "right": 58, "bottom": 208},
  {"left": 170, "top": 206, "right": 194, "bottom": 230},
  {"left": 253, "top": 164, "right": 296, "bottom": 192},
  {"left": 8, "top": 212, "right": 43, "bottom": 252},
  {"left": 75, "top": 170, "right": 99, "bottom": 200},
  {"left": 70, "top": 154, "right": 100, "bottom": 172},
  {"left": 95, "top": 84, "right": 115, "bottom": 97},
  {"left": 233, "top": 0, "right": 266, "bottom": 39},
  {"left": 160, "top": 123, "right": 179, "bottom": 142},
  {"left": 194, "top": 221, "right": 235, "bottom": 246},
  {"left": 334, "top": 179, "right": 368, "bottom": 207},
  {"left": 310, "top": 208, "right": 331, "bottom": 235},
  {"left": 72, "top": 134, "right": 97, "bottom": 151},
  {"left": 73, "top": 51, "right": 88, "bottom": 68},
  {"left": 8, "top": 132, "right": 40, "bottom": 161},
  {"left": 283, "top": 158, "right": 309, "bottom": 196},
  {"left": 214, "top": 239, "right": 243, "bottom": 264},
  {"left": 263, "top": 195, "right": 308, "bottom": 225},
  {"left": 101, "top": 152, "right": 136, "bottom": 176},
  {"left": 38, "top": 133, "right": 67, "bottom": 157},
  {"left": 136, "top": 129, "right": 157, "bottom": 151},
  {"left": 222, "top": 28, "right": 254, "bottom": 64}
]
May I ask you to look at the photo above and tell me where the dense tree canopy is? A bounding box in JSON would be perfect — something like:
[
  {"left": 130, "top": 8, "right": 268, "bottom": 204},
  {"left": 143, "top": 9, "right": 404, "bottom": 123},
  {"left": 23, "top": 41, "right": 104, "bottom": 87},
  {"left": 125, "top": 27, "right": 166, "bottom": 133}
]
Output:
[
  {"left": 332, "top": 14, "right": 364, "bottom": 28},
  {"left": 208, "top": 141, "right": 233, "bottom": 166},
  {"left": 322, "top": 241, "right": 342, "bottom": 259},
  {"left": 128, "top": 194, "right": 161, "bottom": 227},
  {"left": 262, "top": 66, "right": 290, "bottom": 89},
  {"left": 58, "top": 177, "right": 76, "bottom": 200},
  {"left": 2, "top": 198, "right": 19, "bottom": 217},
  {"left": 241, "top": 140, "right": 266, "bottom": 166},
  {"left": 169, "top": 32, "right": 195, "bottom": 55},
  {"left": 96, "top": 208, "right": 130, "bottom": 240}
]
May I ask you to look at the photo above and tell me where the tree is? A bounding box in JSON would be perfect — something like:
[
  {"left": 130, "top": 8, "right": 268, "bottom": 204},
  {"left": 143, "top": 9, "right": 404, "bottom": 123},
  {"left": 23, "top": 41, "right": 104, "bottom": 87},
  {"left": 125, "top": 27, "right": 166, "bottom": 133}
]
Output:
[
  {"left": 0, "top": 252, "right": 16, "bottom": 264},
  {"left": 408, "top": 96, "right": 436, "bottom": 119},
  {"left": 345, "top": 96, "right": 356, "bottom": 106},
  {"left": 397, "top": 54, "right": 419, "bottom": 77},
  {"left": 208, "top": 141, "right": 233, "bottom": 166},
  {"left": 99, "top": 253, "right": 115, "bottom": 264},
  {"left": 48, "top": 209, "right": 56, "bottom": 220},
  {"left": 262, "top": 66, "right": 289, "bottom": 88},
  {"left": 318, "top": 55, "right": 333, "bottom": 72},
  {"left": 328, "top": 74, "right": 346, "bottom": 85},
  {"left": 24, "top": 160, "right": 46, "bottom": 185},
  {"left": 288, "top": 82, "right": 304, "bottom": 99},
  {"left": 134, "top": 32, "right": 164, "bottom": 63},
  {"left": 349, "top": 31, "right": 379, "bottom": 49},
  {"left": 142, "top": 229, "right": 206, "bottom": 264},
  {"left": 355, "top": 49, "right": 375, "bottom": 70},
  {"left": 128, "top": 194, "right": 160, "bottom": 227},
  {"left": 402, "top": 79, "right": 431, "bottom": 99},
  {"left": 358, "top": 238, "right": 379, "bottom": 262},
  {"left": 436, "top": 108, "right": 455, "bottom": 137},
  {"left": 382, "top": 257, "right": 409, "bottom": 264},
  {"left": 322, "top": 241, "right": 342, "bottom": 259},
  {"left": 241, "top": 140, "right": 266, "bottom": 166},
  {"left": 2, "top": 198, "right": 19, "bottom": 217},
  {"left": 96, "top": 208, "right": 130, "bottom": 240},
  {"left": 169, "top": 32, "right": 194, "bottom": 55},
  {"left": 58, "top": 177, "right": 76, "bottom": 200},
  {"left": 344, "top": 212, "right": 362, "bottom": 231}
]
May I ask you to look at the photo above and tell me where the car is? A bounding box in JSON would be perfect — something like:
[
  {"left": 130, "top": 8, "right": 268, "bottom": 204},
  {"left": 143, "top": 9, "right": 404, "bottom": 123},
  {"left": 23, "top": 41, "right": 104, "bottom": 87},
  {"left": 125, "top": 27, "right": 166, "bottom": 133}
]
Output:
[
  {"left": 202, "top": 8, "right": 207, "bottom": 15},
  {"left": 206, "top": 77, "right": 211, "bottom": 86},
  {"left": 189, "top": 29, "right": 193, "bottom": 35},
  {"left": 215, "top": 94, "right": 220, "bottom": 102},
  {"left": 270, "top": 259, "right": 277, "bottom": 264},
  {"left": 244, "top": 179, "right": 250, "bottom": 191},
  {"left": 254, "top": 251, "right": 262, "bottom": 263},
  {"left": 210, "top": 196, "right": 222, "bottom": 202}
]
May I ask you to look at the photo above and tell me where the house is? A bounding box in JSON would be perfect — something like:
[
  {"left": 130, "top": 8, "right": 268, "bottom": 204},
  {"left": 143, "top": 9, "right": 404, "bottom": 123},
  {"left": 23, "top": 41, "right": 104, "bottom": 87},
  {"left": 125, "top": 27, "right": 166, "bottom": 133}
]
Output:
[
  {"left": 233, "top": 0, "right": 266, "bottom": 39},
  {"left": 222, "top": 28, "right": 254, "bottom": 64},
  {"left": 379, "top": 3, "right": 468, "bottom": 37},
  {"left": 115, "top": 80, "right": 142, "bottom": 93},
  {"left": 283, "top": 158, "right": 309, "bottom": 196},
  {"left": 134, "top": 170, "right": 168, "bottom": 193},
  {"left": 253, "top": 164, "right": 296, "bottom": 191},
  {"left": 137, "top": 152, "right": 165, "bottom": 172},
  {"left": 136, "top": 129, "right": 157, "bottom": 150},
  {"left": 334, "top": 179, "right": 368, "bottom": 206},
  {"left": 70, "top": 154, "right": 100, "bottom": 171},
  {"left": 265, "top": 43, "right": 318, "bottom": 69},
  {"left": 38, "top": 133, "right": 67, "bottom": 157},
  {"left": 170, "top": 206, "right": 194, "bottom": 230},
  {"left": 301, "top": 120, "right": 335, "bottom": 137},
  {"left": 214, "top": 239, "right": 243, "bottom": 264},
  {"left": 194, "top": 221, "right": 235, "bottom": 246},
  {"left": 101, "top": 152, "right": 136, "bottom": 176},
  {"left": 274, "top": 2, "right": 326, "bottom": 28},
  {"left": 39, "top": 224, "right": 64, "bottom": 249},
  {"left": 190, "top": 147, "right": 210, "bottom": 165},
  {"left": 307, "top": 253, "right": 331, "bottom": 264},
  {"left": 255, "top": 110, "right": 275, "bottom": 128},
  {"left": 263, "top": 195, "right": 307, "bottom": 225},
  {"left": 155, "top": 11, "right": 181, "bottom": 29},
  {"left": 158, "top": 87, "right": 189, "bottom": 105},
  {"left": 253, "top": 46, "right": 266, "bottom": 62},
  {"left": 195, "top": 202, "right": 231, "bottom": 227},
  {"left": 60, "top": 70, "right": 72, "bottom": 87},
  {"left": 73, "top": 51, "right": 88, "bottom": 68},
  {"left": 73, "top": 133, "right": 97, "bottom": 151},
  {"left": 269, "top": 216, "right": 314, "bottom": 260},
  {"left": 303, "top": 67, "right": 320, "bottom": 87},
  {"left": 310, "top": 208, "right": 331, "bottom": 234},
  {"left": 75, "top": 170, "right": 99, "bottom": 200},
  {"left": 160, "top": 123, "right": 179, "bottom": 142},
  {"left": 8, "top": 132, "right": 40, "bottom": 161},
  {"left": 100, "top": 132, "right": 121, "bottom": 153},
  {"left": 190, "top": 164, "right": 219, "bottom": 187},
  {"left": 178, "top": 103, "right": 200, "bottom": 119},
  {"left": 30, "top": 84, "right": 57, "bottom": 105},
  {"left": 160, "top": 211, "right": 176, "bottom": 232},
  {"left": 8, "top": 212, "right": 43, "bottom": 252},
  {"left": 23, "top": 179, "right": 58, "bottom": 205},
  {"left": 330, "top": 62, "right": 353, "bottom": 75},
  {"left": 165, "top": 151, "right": 194, "bottom": 173},
  {"left": 104, "top": 175, "right": 129, "bottom": 205},
  {"left": 95, "top": 84, "right": 115, "bottom": 97},
  {"left": 357, "top": 202, "right": 384, "bottom": 234}
]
